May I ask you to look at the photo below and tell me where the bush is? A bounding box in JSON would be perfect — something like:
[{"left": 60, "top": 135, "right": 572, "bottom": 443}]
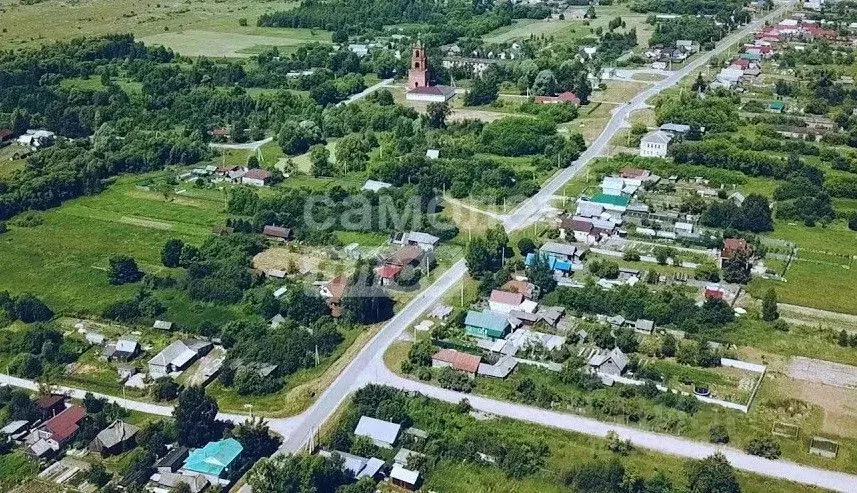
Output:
[
  {"left": 11, "top": 293, "right": 53, "bottom": 322},
  {"left": 150, "top": 377, "right": 180, "bottom": 402},
  {"left": 437, "top": 367, "right": 473, "bottom": 392},
  {"left": 745, "top": 435, "right": 781, "bottom": 459},
  {"left": 708, "top": 424, "right": 729, "bottom": 444}
]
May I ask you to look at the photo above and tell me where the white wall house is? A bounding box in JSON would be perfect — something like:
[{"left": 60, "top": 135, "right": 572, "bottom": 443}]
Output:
[{"left": 639, "top": 130, "right": 673, "bottom": 158}]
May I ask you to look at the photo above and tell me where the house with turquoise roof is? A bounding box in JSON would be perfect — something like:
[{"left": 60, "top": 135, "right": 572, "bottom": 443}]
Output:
[
  {"left": 181, "top": 438, "right": 243, "bottom": 484},
  {"left": 465, "top": 310, "right": 510, "bottom": 340}
]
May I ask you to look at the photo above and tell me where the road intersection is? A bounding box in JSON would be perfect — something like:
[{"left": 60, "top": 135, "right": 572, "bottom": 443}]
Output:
[{"left": 10, "top": 4, "right": 857, "bottom": 490}]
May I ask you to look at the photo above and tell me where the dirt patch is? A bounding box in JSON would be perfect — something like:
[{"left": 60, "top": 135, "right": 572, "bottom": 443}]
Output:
[
  {"left": 787, "top": 356, "right": 857, "bottom": 388},
  {"left": 252, "top": 246, "right": 349, "bottom": 278},
  {"left": 781, "top": 378, "right": 857, "bottom": 438},
  {"left": 66, "top": 363, "right": 99, "bottom": 376}
]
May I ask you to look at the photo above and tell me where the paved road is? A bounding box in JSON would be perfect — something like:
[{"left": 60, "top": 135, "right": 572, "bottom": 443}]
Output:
[
  {"left": 377, "top": 368, "right": 857, "bottom": 493},
  {"left": 338, "top": 78, "right": 395, "bottom": 106},
  {"left": 275, "top": 259, "right": 468, "bottom": 451},
  {"left": 502, "top": 4, "right": 789, "bottom": 233},
  {"left": 15, "top": 5, "right": 854, "bottom": 491},
  {"left": 0, "top": 373, "right": 247, "bottom": 422}
]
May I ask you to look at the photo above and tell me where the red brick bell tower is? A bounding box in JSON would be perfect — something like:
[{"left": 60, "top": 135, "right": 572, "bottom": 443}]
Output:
[{"left": 407, "top": 42, "right": 429, "bottom": 89}]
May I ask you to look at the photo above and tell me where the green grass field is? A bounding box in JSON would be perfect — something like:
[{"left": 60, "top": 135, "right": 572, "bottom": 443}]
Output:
[
  {"left": 0, "top": 172, "right": 228, "bottom": 316},
  {"left": 0, "top": 0, "right": 318, "bottom": 52},
  {"left": 0, "top": 452, "right": 39, "bottom": 491},
  {"left": 749, "top": 220, "right": 857, "bottom": 314}
]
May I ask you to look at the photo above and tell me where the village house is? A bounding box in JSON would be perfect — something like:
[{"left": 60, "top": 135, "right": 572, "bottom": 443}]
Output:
[
  {"left": 501, "top": 279, "right": 539, "bottom": 300},
  {"left": 374, "top": 264, "right": 403, "bottom": 286},
  {"left": 26, "top": 406, "right": 86, "bottom": 458},
  {"left": 488, "top": 289, "right": 527, "bottom": 314},
  {"left": 639, "top": 130, "right": 673, "bottom": 158},
  {"left": 241, "top": 168, "right": 273, "bottom": 187},
  {"left": 16, "top": 129, "right": 55, "bottom": 149},
  {"left": 362, "top": 179, "right": 392, "bottom": 192},
  {"left": 181, "top": 438, "right": 244, "bottom": 485},
  {"left": 587, "top": 347, "right": 629, "bottom": 376},
  {"left": 35, "top": 395, "right": 66, "bottom": 420},
  {"left": 354, "top": 416, "right": 401, "bottom": 448},
  {"left": 155, "top": 446, "right": 190, "bottom": 474},
  {"left": 320, "top": 274, "right": 349, "bottom": 317},
  {"left": 465, "top": 310, "right": 511, "bottom": 340},
  {"left": 390, "top": 464, "right": 420, "bottom": 491},
  {"left": 151, "top": 472, "right": 210, "bottom": 493},
  {"left": 533, "top": 91, "right": 581, "bottom": 106},
  {"left": 393, "top": 231, "right": 440, "bottom": 251},
  {"left": 385, "top": 244, "right": 428, "bottom": 270},
  {"left": 148, "top": 339, "right": 212, "bottom": 378},
  {"left": 263, "top": 225, "right": 292, "bottom": 242},
  {"left": 431, "top": 349, "right": 481, "bottom": 377},
  {"left": 88, "top": 420, "right": 140, "bottom": 456}
]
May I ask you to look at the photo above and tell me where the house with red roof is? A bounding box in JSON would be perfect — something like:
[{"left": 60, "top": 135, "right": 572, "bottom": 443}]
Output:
[
  {"left": 26, "top": 406, "right": 86, "bottom": 458},
  {"left": 431, "top": 349, "right": 481, "bottom": 376},
  {"left": 375, "top": 264, "right": 403, "bottom": 286},
  {"left": 241, "top": 168, "right": 273, "bottom": 187},
  {"left": 721, "top": 238, "right": 752, "bottom": 260},
  {"left": 534, "top": 91, "right": 581, "bottom": 106},
  {"left": 35, "top": 395, "right": 66, "bottom": 420},
  {"left": 488, "top": 289, "right": 525, "bottom": 314},
  {"left": 320, "top": 274, "right": 349, "bottom": 317}
]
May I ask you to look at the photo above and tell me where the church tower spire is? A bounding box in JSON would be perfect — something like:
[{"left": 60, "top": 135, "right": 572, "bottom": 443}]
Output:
[{"left": 407, "top": 41, "right": 429, "bottom": 89}]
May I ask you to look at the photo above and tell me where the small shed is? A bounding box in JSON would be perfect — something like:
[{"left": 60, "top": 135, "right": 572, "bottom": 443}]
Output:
[{"left": 390, "top": 464, "right": 420, "bottom": 491}]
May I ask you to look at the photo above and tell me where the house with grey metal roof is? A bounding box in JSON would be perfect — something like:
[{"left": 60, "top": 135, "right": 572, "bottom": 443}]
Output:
[
  {"left": 89, "top": 420, "right": 140, "bottom": 456},
  {"left": 588, "top": 347, "right": 629, "bottom": 376},
  {"left": 148, "top": 340, "right": 211, "bottom": 377},
  {"left": 639, "top": 130, "right": 673, "bottom": 158},
  {"left": 354, "top": 416, "right": 401, "bottom": 448}
]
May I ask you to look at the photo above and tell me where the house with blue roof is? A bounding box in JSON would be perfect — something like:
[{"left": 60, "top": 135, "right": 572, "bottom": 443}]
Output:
[
  {"left": 181, "top": 438, "right": 243, "bottom": 484},
  {"left": 525, "top": 252, "right": 579, "bottom": 277},
  {"left": 464, "top": 310, "right": 510, "bottom": 340}
]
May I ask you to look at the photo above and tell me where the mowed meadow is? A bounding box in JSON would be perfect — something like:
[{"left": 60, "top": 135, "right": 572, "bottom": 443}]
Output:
[
  {"left": 0, "top": 172, "right": 229, "bottom": 317},
  {"left": 0, "top": 0, "right": 327, "bottom": 57}
]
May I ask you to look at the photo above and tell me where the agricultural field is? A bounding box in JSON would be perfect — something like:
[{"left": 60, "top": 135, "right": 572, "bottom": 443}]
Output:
[
  {"left": 749, "top": 221, "right": 857, "bottom": 314},
  {"left": 482, "top": 5, "right": 655, "bottom": 49},
  {"left": 0, "top": 0, "right": 328, "bottom": 54},
  {"left": 0, "top": 170, "right": 228, "bottom": 318},
  {"left": 140, "top": 27, "right": 330, "bottom": 58}
]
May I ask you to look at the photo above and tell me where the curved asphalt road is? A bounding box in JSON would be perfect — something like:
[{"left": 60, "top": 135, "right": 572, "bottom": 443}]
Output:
[{"left": 10, "top": 4, "right": 857, "bottom": 491}]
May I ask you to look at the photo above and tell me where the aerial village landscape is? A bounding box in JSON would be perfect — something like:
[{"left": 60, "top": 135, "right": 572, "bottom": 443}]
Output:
[{"left": 1, "top": 0, "right": 857, "bottom": 491}]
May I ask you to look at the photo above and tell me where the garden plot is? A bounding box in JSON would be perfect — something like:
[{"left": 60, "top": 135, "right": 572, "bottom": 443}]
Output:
[
  {"left": 785, "top": 357, "right": 857, "bottom": 438},
  {"left": 252, "top": 246, "right": 353, "bottom": 279},
  {"left": 643, "top": 359, "right": 761, "bottom": 410}
]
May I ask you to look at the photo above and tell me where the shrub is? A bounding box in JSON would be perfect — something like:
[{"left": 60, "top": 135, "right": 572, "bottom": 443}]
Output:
[
  {"left": 437, "top": 367, "right": 473, "bottom": 392},
  {"left": 745, "top": 435, "right": 781, "bottom": 459},
  {"left": 708, "top": 424, "right": 729, "bottom": 444}
]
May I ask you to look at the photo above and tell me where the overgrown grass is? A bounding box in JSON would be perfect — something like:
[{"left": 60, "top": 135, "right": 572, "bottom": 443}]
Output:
[{"left": 0, "top": 172, "right": 227, "bottom": 316}]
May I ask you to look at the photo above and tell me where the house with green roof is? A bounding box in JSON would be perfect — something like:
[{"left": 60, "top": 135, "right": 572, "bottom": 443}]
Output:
[
  {"left": 590, "top": 193, "right": 630, "bottom": 212},
  {"left": 768, "top": 100, "right": 785, "bottom": 113},
  {"left": 465, "top": 310, "right": 510, "bottom": 340},
  {"left": 180, "top": 438, "right": 243, "bottom": 484}
]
